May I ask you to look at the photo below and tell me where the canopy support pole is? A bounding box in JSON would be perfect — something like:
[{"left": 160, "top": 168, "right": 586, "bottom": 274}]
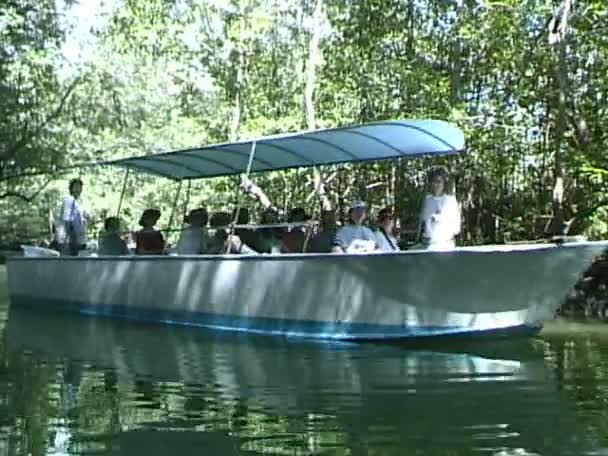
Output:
[
  {"left": 115, "top": 168, "right": 130, "bottom": 217},
  {"left": 227, "top": 141, "right": 257, "bottom": 253},
  {"left": 182, "top": 179, "right": 192, "bottom": 221},
  {"left": 167, "top": 180, "right": 183, "bottom": 235}
]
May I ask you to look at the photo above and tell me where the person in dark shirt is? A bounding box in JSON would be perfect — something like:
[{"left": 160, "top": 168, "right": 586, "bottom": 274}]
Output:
[
  {"left": 135, "top": 209, "right": 165, "bottom": 255},
  {"left": 306, "top": 210, "right": 337, "bottom": 253},
  {"left": 281, "top": 207, "right": 308, "bottom": 253},
  {"left": 98, "top": 217, "right": 129, "bottom": 255}
]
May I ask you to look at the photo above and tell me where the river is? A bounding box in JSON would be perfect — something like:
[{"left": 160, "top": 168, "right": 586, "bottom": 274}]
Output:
[{"left": 1, "top": 266, "right": 608, "bottom": 455}]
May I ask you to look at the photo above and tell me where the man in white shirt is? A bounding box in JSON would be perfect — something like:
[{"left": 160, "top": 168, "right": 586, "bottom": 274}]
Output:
[
  {"left": 176, "top": 208, "right": 209, "bottom": 254},
  {"left": 57, "top": 178, "right": 87, "bottom": 256},
  {"left": 332, "top": 201, "right": 378, "bottom": 253}
]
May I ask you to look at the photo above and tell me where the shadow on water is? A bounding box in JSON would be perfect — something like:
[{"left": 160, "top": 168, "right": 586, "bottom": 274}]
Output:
[{"left": 0, "top": 303, "right": 602, "bottom": 456}]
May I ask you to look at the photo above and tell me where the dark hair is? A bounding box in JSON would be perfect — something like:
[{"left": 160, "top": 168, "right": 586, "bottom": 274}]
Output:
[
  {"left": 427, "top": 166, "right": 449, "bottom": 183},
  {"left": 69, "top": 178, "right": 83, "bottom": 193},
  {"left": 377, "top": 207, "right": 394, "bottom": 222},
  {"left": 185, "top": 208, "right": 208, "bottom": 225},
  {"left": 138, "top": 208, "right": 161, "bottom": 227},
  {"left": 288, "top": 207, "right": 308, "bottom": 223},
  {"left": 232, "top": 207, "right": 250, "bottom": 225},
  {"left": 104, "top": 217, "right": 120, "bottom": 231},
  {"left": 210, "top": 211, "right": 231, "bottom": 228}
]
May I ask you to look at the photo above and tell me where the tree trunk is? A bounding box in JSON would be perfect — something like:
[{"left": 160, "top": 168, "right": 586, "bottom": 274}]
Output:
[
  {"left": 303, "top": 0, "right": 331, "bottom": 211},
  {"left": 547, "top": 0, "right": 573, "bottom": 236}
]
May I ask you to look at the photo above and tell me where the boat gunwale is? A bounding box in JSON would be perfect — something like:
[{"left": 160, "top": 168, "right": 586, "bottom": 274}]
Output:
[{"left": 7, "top": 240, "right": 608, "bottom": 263}]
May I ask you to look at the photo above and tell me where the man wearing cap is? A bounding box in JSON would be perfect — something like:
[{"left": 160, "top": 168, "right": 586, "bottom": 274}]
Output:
[{"left": 332, "top": 201, "right": 378, "bottom": 253}]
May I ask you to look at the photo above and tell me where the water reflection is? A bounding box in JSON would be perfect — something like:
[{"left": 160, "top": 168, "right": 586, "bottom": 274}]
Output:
[{"left": 1, "top": 307, "right": 600, "bottom": 455}]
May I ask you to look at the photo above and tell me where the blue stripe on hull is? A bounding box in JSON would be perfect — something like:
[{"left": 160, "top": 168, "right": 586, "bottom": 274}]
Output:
[{"left": 8, "top": 295, "right": 542, "bottom": 341}]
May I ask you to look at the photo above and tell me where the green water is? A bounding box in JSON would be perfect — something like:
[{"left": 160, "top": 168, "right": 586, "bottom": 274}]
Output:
[{"left": 1, "top": 267, "right": 608, "bottom": 455}]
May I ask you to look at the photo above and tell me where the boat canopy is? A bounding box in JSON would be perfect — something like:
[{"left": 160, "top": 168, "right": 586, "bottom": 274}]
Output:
[{"left": 103, "top": 119, "right": 465, "bottom": 180}]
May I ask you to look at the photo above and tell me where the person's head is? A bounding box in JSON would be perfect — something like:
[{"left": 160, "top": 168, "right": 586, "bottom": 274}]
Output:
[
  {"left": 185, "top": 208, "right": 208, "bottom": 228},
  {"left": 210, "top": 211, "right": 231, "bottom": 239},
  {"left": 427, "top": 167, "right": 449, "bottom": 197},
  {"left": 349, "top": 200, "right": 368, "bottom": 225},
  {"left": 104, "top": 216, "right": 121, "bottom": 234},
  {"left": 320, "top": 210, "right": 336, "bottom": 232},
  {"left": 288, "top": 207, "right": 308, "bottom": 223},
  {"left": 260, "top": 207, "right": 278, "bottom": 225},
  {"left": 232, "top": 207, "right": 250, "bottom": 225},
  {"left": 210, "top": 211, "right": 231, "bottom": 228},
  {"left": 69, "top": 178, "right": 83, "bottom": 198},
  {"left": 377, "top": 207, "right": 394, "bottom": 231},
  {"left": 138, "top": 208, "right": 161, "bottom": 228}
]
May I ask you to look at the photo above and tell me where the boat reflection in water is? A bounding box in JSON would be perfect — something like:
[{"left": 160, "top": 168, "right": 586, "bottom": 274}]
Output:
[{"left": 4, "top": 307, "right": 595, "bottom": 455}]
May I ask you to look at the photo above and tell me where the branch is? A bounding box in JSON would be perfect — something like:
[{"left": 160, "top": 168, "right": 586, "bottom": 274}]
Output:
[
  {"left": 3, "top": 77, "right": 81, "bottom": 160},
  {"left": 0, "top": 177, "right": 54, "bottom": 202}
]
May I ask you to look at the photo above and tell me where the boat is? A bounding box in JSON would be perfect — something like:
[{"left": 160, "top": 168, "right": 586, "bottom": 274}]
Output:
[
  {"left": 3, "top": 308, "right": 592, "bottom": 455},
  {"left": 5, "top": 119, "right": 608, "bottom": 340}
]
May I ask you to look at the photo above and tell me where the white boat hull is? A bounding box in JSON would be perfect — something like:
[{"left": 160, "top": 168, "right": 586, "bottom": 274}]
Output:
[{"left": 6, "top": 241, "right": 608, "bottom": 340}]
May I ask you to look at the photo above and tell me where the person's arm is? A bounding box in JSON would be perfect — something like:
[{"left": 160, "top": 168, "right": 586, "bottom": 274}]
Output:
[
  {"left": 120, "top": 239, "right": 130, "bottom": 255},
  {"left": 159, "top": 231, "right": 167, "bottom": 254},
  {"left": 331, "top": 228, "right": 346, "bottom": 253},
  {"left": 241, "top": 176, "right": 276, "bottom": 211},
  {"left": 417, "top": 196, "right": 430, "bottom": 240},
  {"left": 200, "top": 230, "right": 208, "bottom": 254},
  {"left": 448, "top": 196, "right": 461, "bottom": 236}
]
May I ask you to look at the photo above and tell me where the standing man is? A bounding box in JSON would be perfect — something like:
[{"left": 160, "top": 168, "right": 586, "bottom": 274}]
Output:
[{"left": 57, "top": 178, "right": 87, "bottom": 256}]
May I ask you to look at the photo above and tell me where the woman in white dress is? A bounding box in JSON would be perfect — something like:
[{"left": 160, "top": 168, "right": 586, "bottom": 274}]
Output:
[{"left": 418, "top": 167, "right": 461, "bottom": 250}]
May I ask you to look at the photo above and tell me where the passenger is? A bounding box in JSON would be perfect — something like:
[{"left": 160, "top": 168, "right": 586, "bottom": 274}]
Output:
[
  {"left": 332, "top": 201, "right": 378, "bottom": 253},
  {"left": 253, "top": 207, "right": 282, "bottom": 253},
  {"left": 232, "top": 207, "right": 260, "bottom": 250},
  {"left": 56, "top": 178, "right": 88, "bottom": 256},
  {"left": 207, "top": 212, "right": 257, "bottom": 254},
  {"left": 306, "top": 210, "right": 337, "bottom": 253},
  {"left": 375, "top": 207, "right": 400, "bottom": 252},
  {"left": 98, "top": 217, "right": 129, "bottom": 256},
  {"left": 135, "top": 209, "right": 165, "bottom": 255},
  {"left": 418, "top": 167, "right": 461, "bottom": 250},
  {"left": 281, "top": 207, "right": 308, "bottom": 253},
  {"left": 240, "top": 177, "right": 284, "bottom": 253},
  {"left": 176, "top": 208, "right": 208, "bottom": 254}
]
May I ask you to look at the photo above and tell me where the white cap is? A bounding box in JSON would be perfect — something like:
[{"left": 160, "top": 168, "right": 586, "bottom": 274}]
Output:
[{"left": 350, "top": 200, "right": 367, "bottom": 210}]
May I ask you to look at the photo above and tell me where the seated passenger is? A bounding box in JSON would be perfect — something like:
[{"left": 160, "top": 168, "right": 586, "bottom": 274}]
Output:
[
  {"left": 98, "top": 216, "right": 129, "bottom": 256},
  {"left": 332, "top": 201, "right": 378, "bottom": 253},
  {"left": 418, "top": 167, "right": 460, "bottom": 250},
  {"left": 232, "top": 207, "right": 261, "bottom": 250},
  {"left": 281, "top": 207, "right": 308, "bottom": 253},
  {"left": 135, "top": 209, "right": 165, "bottom": 255},
  {"left": 239, "top": 177, "right": 283, "bottom": 253},
  {"left": 207, "top": 212, "right": 257, "bottom": 255},
  {"left": 375, "top": 208, "right": 400, "bottom": 252},
  {"left": 256, "top": 207, "right": 283, "bottom": 253},
  {"left": 306, "top": 210, "right": 337, "bottom": 253},
  {"left": 176, "top": 208, "right": 208, "bottom": 254}
]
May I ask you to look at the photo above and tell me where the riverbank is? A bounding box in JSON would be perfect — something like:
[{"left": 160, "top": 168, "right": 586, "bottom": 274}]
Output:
[{"left": 560, "top": 254, "right": 608, "bottom": 319}]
